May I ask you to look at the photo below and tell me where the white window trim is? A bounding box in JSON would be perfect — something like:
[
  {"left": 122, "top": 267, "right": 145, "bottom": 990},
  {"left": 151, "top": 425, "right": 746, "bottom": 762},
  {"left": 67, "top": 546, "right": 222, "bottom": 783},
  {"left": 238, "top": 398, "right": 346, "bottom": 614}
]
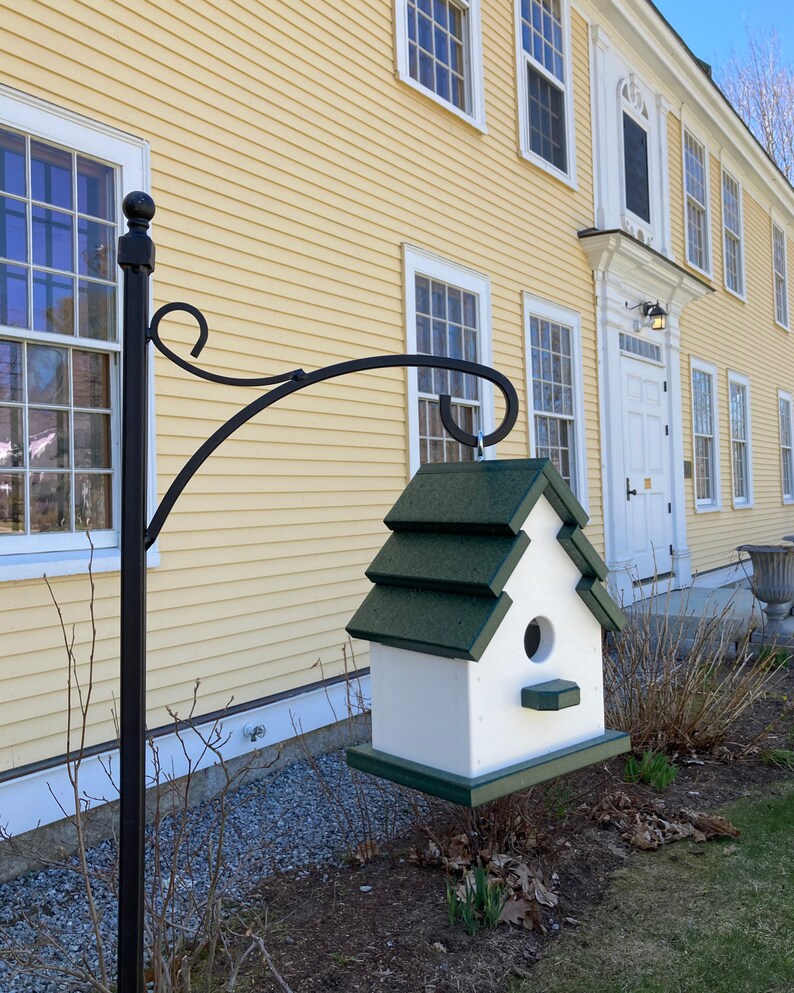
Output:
[
  {"left": 681, "top": 123, "right": 712, "bottom": 278},
  {"left": 514, "top": 0, "right": 577, "bottom": 188},
  {"left": 779, "top": 389, "right": 794, "bottom": 504},
  {"left": 394, "top": 0, "right": 487, "bottom": 132},
  {"left": 0, "top": 84, "right": 156, "bottom": 582},
  {"left": 523, "top": 293, "right": 587, "bottom": 512},
  {"left": 721, "top": 165, "right": 746, "bottom": 301},
  {"left": 690, "top": 356, "right": 721, "bottom": 513},
  {"left": 727, "top": 370, "right": 753, "bottom": 508},
  {"left": 403, "top": 244, "right": 494, "bottom": 477},
  {"left": 772, "top": 217, "right": 790, "bottom": 331}
]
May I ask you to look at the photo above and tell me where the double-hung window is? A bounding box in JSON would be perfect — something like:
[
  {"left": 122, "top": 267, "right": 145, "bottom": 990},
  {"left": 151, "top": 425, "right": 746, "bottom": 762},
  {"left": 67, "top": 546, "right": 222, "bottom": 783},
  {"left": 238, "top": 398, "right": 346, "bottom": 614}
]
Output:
[
  {"left": 691, "top": 359, "right": 719, "bottom": 510},
  {"left": 0, "top": 87, "right": 147, "bottom": 579},
  {"left": 722, "top": 170, "right": 744, "bottom": 296},
  {"left": 779, "top": 391, "right": 794, "bottom": 501},
  {"left": 397, "top": 0, "right": 485, "bottom": 128},
  {"left": 524, "top": 296, "right": 585, "bottom": 502},
  {"left": 404, "top": 246, "right": 492, "bottom": 474},
  {"left": 684, "top": 130, "right": 709, "bottom": 273},
  {"left": 728, "top": 372, "right": 752, "bottom": 506},
  {"left": 517, "top": 0, "right": 573, "bottom": 179},
  {"left": 773, "top": 222, "right": 789, "bottom": 328}
]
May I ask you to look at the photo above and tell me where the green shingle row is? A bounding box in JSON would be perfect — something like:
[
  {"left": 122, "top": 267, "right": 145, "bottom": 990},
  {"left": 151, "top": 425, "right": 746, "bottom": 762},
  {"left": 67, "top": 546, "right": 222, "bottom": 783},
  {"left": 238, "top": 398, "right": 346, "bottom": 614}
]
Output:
[{"left": 347, "top": 459, "right": 625, "bottom": 660}]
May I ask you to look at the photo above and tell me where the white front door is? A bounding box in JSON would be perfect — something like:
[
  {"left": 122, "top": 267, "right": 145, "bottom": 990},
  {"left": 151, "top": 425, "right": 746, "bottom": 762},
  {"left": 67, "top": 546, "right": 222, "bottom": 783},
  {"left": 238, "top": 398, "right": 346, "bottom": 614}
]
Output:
[{"left": 620, "top": 353, "right": 673, "bottom": 581}]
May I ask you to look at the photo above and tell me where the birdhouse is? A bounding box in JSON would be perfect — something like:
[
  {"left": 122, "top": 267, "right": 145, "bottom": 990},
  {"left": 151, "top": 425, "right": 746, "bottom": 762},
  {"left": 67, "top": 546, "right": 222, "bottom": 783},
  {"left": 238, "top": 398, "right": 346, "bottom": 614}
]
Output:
[{"left": 346, "top": 459, "right": 630, "bottom": 807}]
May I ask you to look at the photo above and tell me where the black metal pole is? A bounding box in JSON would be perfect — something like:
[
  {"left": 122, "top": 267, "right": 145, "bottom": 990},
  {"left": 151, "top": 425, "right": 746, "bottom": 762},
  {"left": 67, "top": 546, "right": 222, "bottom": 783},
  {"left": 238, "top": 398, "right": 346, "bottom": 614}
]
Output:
[{"left": 117, "top": 191, "right": 156, "bottom": 993}]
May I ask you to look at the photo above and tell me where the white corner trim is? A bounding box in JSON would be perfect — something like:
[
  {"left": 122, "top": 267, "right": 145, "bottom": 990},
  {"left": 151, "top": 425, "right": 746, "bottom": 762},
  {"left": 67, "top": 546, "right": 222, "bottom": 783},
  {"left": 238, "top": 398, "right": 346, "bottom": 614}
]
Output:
[{"left": 0, "top": 675, "right": 370, "bottom": 838}]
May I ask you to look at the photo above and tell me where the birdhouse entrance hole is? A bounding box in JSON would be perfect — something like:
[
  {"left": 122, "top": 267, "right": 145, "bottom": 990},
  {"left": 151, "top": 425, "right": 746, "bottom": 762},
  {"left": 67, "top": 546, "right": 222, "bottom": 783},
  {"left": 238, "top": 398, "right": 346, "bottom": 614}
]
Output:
[{"left": 524, "top": 616, "right": 553, "bottom": 663}]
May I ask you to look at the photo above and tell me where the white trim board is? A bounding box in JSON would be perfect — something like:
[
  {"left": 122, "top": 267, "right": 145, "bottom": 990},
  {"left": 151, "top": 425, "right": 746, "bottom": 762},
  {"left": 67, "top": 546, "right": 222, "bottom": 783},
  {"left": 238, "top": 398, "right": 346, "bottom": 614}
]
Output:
[{"left": 0, "top": 675, "right": 370, "bottom": 838}]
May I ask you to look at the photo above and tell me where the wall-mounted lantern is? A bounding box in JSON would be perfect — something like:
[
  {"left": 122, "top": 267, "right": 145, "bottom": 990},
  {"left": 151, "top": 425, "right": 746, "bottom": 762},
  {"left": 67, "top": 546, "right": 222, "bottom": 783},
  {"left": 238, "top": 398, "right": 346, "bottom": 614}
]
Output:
[
  {"left": 627, "top": 299, "right": 668, "bottom": 332},
  {"left": 346, "top": 459, "right": 631, "bottom": 807}
]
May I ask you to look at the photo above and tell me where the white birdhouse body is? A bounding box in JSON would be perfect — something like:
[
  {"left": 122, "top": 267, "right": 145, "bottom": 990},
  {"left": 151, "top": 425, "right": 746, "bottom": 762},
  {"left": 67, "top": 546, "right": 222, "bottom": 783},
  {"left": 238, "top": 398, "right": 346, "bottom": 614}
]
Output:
[{"left": 347, "top": 459, "right": 630, "bottom": 806}]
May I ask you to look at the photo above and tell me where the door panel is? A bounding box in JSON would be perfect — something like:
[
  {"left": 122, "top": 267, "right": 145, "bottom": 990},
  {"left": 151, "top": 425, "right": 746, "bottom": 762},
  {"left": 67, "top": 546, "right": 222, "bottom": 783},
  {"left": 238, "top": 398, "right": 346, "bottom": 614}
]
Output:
[{"left": 620, "top": 355, "right": 673, "bottom": 580}]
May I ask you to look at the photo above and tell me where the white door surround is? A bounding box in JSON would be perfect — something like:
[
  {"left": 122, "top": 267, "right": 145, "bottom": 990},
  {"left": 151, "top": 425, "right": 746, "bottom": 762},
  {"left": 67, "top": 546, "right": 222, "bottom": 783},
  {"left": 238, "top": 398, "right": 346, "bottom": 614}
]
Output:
[{"left": 579, "top": 229, "right": 713, "bottom": 604}]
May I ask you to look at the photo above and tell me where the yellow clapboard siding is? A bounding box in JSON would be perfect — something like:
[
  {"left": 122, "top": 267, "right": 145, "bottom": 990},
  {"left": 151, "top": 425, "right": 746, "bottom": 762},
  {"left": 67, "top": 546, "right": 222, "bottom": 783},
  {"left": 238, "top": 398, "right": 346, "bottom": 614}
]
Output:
[{"left": 0, "top": 0, "right": 602, "bottom": 771}]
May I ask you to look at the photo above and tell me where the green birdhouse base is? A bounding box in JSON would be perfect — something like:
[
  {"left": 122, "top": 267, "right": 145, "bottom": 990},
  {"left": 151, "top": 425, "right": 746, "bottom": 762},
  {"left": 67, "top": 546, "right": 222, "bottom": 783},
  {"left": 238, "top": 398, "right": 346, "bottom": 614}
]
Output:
[{"left": 347, "top": 729, "right": 631, "bottom": 808}]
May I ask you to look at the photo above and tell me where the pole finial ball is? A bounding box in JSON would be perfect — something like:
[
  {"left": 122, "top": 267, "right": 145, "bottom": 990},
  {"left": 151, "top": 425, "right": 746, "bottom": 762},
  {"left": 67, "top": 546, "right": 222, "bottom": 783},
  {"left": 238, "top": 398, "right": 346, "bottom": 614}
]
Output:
[{"left": 122, "top": 191, "right": 156, "bottom": 222}]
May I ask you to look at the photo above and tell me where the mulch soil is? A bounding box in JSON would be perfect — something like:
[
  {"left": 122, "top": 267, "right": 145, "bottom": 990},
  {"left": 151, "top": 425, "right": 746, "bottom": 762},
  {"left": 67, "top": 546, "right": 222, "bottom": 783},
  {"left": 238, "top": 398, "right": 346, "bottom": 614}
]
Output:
[{"left": 244, "top": 670, "right": 794, "bottom": 993}]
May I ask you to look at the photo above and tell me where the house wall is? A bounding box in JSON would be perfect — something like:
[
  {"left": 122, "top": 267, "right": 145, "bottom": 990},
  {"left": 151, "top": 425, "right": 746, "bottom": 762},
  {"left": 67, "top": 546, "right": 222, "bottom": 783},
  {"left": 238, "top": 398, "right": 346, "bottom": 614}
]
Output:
[
  {"left": 667, "top": 113, "right": 794, "bottom": 575},
  {"left": 0, "top": 0, "right": 602, "bottom": 776}
]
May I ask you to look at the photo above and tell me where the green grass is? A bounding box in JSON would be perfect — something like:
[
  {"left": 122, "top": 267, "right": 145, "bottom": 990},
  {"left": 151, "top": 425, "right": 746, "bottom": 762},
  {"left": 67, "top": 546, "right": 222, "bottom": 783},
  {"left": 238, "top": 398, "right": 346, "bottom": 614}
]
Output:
[{"left": 511, "top": 782, "right": 794, "bottom": 993}]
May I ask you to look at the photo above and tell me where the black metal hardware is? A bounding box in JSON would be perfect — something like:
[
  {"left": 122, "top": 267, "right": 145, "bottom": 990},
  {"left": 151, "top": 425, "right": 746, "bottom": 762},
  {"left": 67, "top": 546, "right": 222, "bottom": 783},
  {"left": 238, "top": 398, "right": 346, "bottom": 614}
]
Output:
[
  {"left": 115, "top": 192, "right": 519, "bottom": 992},
  {"left": 626, "top": 477, "right": 637, "bottom": 501}
]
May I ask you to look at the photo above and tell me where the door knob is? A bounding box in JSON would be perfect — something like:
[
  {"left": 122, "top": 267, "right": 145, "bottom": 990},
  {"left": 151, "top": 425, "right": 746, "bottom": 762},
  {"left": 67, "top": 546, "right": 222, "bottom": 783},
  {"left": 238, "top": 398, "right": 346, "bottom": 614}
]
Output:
[{"left": 626, "top": 477, "right": 637, "bottom": 501}]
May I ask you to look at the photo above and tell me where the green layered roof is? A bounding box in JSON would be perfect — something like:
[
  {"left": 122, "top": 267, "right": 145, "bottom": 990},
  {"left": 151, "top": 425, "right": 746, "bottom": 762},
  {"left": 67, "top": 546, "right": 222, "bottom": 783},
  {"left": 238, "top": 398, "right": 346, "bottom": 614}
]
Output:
[{"left": 347, "top": 459, "right": 625, "bottom": 660}]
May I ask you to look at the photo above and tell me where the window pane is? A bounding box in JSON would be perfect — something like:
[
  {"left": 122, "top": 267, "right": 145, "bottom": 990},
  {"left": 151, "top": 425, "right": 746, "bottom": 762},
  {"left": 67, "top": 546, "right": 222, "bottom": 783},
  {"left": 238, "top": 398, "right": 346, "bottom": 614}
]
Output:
[
  {"left": 30, "top": 472, "right": 71, "bottom": 532},
  {"left": 0, "top": 263, "right": 28, "bottom": 328},
  {"left": 527, "top": 66, "right": 567, "bottom": 172},
  {"left": 0, "top": 195, "right": 27, "bottom": 262},
  {"left": 73, "top": 349, "right": 110, "bottom": 408},
  {"left": 32, "top": 206, "right": 74, "bottom": 271},
  {"left": 29, "top": 408, "right": 70, "bottom": 467},
  {"left": 0, "top": 406, "right": 24, "bottom": 467},
  {"left": 33, "top": 271, "right": 74, "bottom": 335},
  {"left": 0, "top": 339, "right": 23, "bottom": 401},
  {"left": 0, "top": 473, "right": 23, "bottom": 534},
  {"left": 77, "top": 218, "right": 116, "bottom": 279},
  {"left": 31, "top": 140, "right": 72, "bottom": 210},
  {"left": 77, "top": 157, "right": 115, "bottom": 221},
  {"left": 74, "top": 472, "right": 112, "bottom": 530},
  {"left": 74, "top": 411, "right": 111, "bottom": 468},
  {"left": 623, "top": 114, "right": 650, "bottom": 223},
  {"left": 78, "top": 280, "right": 116, "bottom": 340},
  {"left": 0, "top": 129, "right": 26, "bottom": 197},
  {"left": 28, "top": 343, "right": 69, "bottom": 405}
]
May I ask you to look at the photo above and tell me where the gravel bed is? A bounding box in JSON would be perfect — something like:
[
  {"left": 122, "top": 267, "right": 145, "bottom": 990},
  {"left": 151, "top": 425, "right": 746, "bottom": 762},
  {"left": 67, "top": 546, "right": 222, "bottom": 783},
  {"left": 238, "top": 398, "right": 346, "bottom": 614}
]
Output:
[{"left": 0, "top": 750, "right": 422, "bottom": 992}]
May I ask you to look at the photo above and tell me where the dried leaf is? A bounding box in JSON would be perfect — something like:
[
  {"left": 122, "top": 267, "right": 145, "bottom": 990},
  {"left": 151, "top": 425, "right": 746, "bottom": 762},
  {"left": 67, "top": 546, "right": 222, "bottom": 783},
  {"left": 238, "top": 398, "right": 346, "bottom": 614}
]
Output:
[
  {"left": 499, "top": 898, "right": 535, "bottom": 927},
  {"left": 681, "top": 811, "right": 741, "bottom": 839},
  {"left": 351, "top": 839, "right": 380, "bottom": 864}
]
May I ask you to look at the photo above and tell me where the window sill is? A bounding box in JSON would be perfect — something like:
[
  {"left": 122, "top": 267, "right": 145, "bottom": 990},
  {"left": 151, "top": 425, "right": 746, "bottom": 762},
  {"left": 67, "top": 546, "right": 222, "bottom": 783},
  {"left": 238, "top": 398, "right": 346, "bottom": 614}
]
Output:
[
  {"left": 518, "top": 147, "right": 577, "bottom": 191},
  {"left": 731, "top": 500, "right": 754, "bottom": 510},
  {"left": 724, "top": 284, "right": 746, "bottom": 303},
  {"left": 775, "top": 319, "right": 790, "bottom": 333},
  {"left": 0, "top": 544, "right": 160, "bottom": 583},
  {"left": 396, "top": 73, "right": 487, "bottom": 134},
  {"left": 684, "top": 258, "right": 712, "bottom": 281},
  {"left": 783, "top": 496, "right": 794, "bottom": 505},
  {"left": 694, "top": 502, "right": 722, "bottom": 514}
]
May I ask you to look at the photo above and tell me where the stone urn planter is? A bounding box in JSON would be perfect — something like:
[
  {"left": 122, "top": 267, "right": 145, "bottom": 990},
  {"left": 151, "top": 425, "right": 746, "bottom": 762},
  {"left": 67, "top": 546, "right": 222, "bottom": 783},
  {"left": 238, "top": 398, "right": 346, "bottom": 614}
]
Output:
[{"left": 737, "top": 544, "right": 794, "bottom": 637}]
